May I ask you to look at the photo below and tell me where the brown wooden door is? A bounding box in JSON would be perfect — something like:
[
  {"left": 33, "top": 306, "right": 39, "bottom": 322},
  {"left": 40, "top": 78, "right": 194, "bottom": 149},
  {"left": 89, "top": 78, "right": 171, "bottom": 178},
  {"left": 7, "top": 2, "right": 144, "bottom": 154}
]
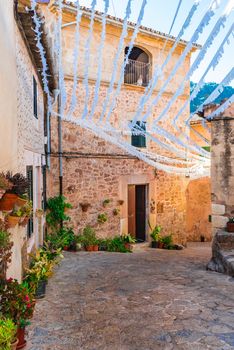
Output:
[
  {"left": 128, "top": 185, "right": 136, "bottom": 237},
  {"left": 135, "top": 185, "right": 146, "bottom": 242}
]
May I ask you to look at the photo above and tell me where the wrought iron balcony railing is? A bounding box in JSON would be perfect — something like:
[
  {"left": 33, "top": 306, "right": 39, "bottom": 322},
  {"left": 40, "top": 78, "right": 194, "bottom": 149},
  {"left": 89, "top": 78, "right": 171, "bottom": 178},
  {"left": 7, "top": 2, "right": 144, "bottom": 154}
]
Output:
[{"left": 124, "top": 59, "right": 151, "bottom": 87}]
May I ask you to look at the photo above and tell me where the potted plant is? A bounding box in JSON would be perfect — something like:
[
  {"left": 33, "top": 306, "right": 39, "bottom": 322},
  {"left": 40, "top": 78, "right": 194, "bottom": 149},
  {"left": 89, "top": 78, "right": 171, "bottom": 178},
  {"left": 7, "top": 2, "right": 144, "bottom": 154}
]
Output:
[
  {"left": 117, "top": 200, "right": 124, "bottom": 206},
  {"left": 6, "top": 208, "right": 24, "bottom": 228},
  {"left": 97, "top": 213, "right": 108, "bottom": 224},
  {"left": 0, "top": 278, "right": 34, "bottom": 349},
  {"left": 113, "top": 208, "right": 120, "bottom": 216},
  {"left": 0, "top": 318, "right": 18, "bottom": 350},
  {"left": 121, "top": 234, "right": 136, "bottom": 251},
  {"left": 161, "top": 234, "right": 173, "bottom": 249},
  {"left": 19, "top": 201, "right": 33, "bottom": 227},
  {"left": 46, "top": 195, "right": 72, "bottom": 232},
  {"left": 0, "top": 173, "right": 12, "bottom": 200},
  {"left": 103, "top": 199, "right": 111, "bottom": 207},
  {"left": 81, "top": 226, "right": 99, "bottom": 251},
  {"left": 227, "top": 217, "right": 234, "bottom": 232},
  {"left": 79, "top": 202, "right": 91, "bottom": 212},
  {"left": 0, "top": 173, "right": 29, "bottom": 211},
  {"left": 149, "top": 225, "right": 162, "bottom": 248}
]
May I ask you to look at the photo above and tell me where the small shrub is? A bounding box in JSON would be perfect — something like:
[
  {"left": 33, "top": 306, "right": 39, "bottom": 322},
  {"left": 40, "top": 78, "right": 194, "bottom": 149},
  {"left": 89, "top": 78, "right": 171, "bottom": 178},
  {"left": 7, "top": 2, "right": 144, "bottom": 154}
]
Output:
[
  {"left": 46, "top": 195, "right": 72, "bottom": 231},
  {"left": 98, "top": 213, "right": 108, "bottom": 224},
  {"left": 103, "top": 199, "right": 111, "bottom": 207}
]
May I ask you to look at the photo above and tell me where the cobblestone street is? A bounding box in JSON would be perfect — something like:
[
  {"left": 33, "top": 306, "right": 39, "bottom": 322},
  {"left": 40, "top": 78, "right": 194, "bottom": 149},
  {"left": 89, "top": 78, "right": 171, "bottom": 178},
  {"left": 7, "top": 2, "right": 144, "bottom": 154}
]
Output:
[{"left": 26, "top": 244, "right": 234, "bottom": 350}]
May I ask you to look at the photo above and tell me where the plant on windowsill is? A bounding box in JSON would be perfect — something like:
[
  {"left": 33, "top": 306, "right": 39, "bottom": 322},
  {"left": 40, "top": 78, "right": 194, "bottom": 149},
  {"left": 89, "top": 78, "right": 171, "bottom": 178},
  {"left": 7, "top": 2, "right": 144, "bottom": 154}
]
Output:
[
  {"left": 227, "top": 217, "right": 234, "bottom": 232},
  {"left": 0, "top": 172, "right": 29, "bottom": 211},
  {"left": 97, "top": 213, "right": 108, "bottom": 224},
  {"left": 0, "top": 318, "right": 18, "bottom": 350}
]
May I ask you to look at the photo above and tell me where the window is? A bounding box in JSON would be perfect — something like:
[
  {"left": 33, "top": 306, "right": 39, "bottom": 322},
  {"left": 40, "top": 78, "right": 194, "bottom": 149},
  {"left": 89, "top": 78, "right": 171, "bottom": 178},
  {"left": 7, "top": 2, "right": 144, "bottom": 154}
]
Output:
[
  {"left": 124, "top": 46, "right": 150, "bottom": 87},
  {"left": 33, "top": 76, "right": 38, "bottom": 118},
  {"left": 131, "top": 121, "right": 146, "bottom": 148},
  {"left": 26, "top": 166, "right": 33, "bottom": 238}
]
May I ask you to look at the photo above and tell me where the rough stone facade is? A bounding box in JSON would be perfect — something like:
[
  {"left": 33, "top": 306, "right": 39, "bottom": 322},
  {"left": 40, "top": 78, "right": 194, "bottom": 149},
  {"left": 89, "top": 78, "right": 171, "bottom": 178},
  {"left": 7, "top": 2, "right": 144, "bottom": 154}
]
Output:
[
  {"left": 43, "top": 3, "right": 209, "bottom": 244},
  {"left": 207, "top": 103, "right": 234, "bottom": 276}
]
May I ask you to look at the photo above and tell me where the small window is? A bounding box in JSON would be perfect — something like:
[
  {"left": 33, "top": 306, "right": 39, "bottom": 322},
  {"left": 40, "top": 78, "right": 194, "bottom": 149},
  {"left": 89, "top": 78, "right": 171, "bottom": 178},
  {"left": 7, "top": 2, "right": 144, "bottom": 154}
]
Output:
[
  {"left": 26, "top": 166, "right": 33, "bottom": 238},
  {"left": 33, "top": 76, "right": 38, "bottom": 118},
  {"left": 131, "top": 121, "right": 146, "bottom": 148}
]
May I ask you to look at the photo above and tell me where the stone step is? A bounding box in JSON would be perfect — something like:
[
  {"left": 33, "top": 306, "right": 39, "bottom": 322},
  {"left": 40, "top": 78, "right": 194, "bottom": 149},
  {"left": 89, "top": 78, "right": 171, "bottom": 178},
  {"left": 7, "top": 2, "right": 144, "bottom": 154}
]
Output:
[{"left": 132, "top": 242, "right": 150, "bottom": 252}]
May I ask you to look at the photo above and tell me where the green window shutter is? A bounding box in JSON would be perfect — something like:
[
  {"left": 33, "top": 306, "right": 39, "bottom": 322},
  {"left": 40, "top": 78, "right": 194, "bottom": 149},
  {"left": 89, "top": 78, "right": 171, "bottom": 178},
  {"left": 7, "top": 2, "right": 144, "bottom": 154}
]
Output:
[{"left": 131, "top": 121, "right": 146, "bottom": 148}]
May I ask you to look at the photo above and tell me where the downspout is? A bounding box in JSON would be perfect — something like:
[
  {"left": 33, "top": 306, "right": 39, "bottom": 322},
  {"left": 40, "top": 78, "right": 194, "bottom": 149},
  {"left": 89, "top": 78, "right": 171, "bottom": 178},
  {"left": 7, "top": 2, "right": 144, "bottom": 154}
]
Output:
[{"left": 58, "top": 90, "right": 63, "bottom": 196}]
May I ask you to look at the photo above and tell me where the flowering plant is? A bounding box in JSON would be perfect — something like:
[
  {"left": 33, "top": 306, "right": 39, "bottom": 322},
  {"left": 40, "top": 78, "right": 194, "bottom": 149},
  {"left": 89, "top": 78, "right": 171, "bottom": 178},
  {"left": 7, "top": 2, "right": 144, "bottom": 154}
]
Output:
[{"left": 0, "top": 278, "right": 34, "bottom": 327}]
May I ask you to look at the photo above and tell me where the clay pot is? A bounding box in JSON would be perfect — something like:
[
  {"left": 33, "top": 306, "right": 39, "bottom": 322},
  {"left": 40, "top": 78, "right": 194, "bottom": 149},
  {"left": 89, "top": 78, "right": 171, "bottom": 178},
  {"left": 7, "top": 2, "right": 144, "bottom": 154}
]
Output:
[
  {"left": 80, "top": 203, "right": 91, "bottom": 212},
  {"left": 11, "top": 339, "right": 19, "bottom": 350},
  {"left": 92, "top": 245, "right": 99, "bottom": 252},
  {"left": 63, "top": 246, "right": 69, "bottom": 251},
  {"left": 15, "top": 197, "right": 27, "bottom": 207},
  {"left": 7, "top": 216, "right": 21, "bottom": 228},
  {"left": 85, "top": 245, "right": 93, "bottom": 252},
  {"left": 227, "top": 222, "right": 234, "bottom": 232},
  {"left": 158, "top": 242, "right": 164, "bottom": 249},
  {"left": 0, "top": 193, "right": 18, "bottom": 211},
  {"left": 151, "top": 241, "right": 158, "bottom": 248},
  {"left": 35, "top": 280, "right": 47, "bottom": 299},
  {"left": 124, "top": 243, "right": 131, "bottom": 251},
  {"left": 16, "top": 327, "right": 26, "bottom": 349}
]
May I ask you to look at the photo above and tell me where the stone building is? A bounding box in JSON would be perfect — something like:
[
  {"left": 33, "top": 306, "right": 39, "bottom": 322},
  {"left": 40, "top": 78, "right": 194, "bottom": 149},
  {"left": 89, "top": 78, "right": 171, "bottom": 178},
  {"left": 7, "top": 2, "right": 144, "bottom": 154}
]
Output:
[
  {"left": 0, "top": 0, "right": 53, "bottom": 280},
  {"left": 37, "top": 0, "right": 210, "bottom": 244}
]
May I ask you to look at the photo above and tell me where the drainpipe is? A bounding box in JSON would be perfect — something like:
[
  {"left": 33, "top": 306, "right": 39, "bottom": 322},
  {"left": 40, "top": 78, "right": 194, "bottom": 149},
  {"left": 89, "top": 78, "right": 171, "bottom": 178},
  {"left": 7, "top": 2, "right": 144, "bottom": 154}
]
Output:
[{"left": 58, "top": 91, "right": 63, "bottom": 196}]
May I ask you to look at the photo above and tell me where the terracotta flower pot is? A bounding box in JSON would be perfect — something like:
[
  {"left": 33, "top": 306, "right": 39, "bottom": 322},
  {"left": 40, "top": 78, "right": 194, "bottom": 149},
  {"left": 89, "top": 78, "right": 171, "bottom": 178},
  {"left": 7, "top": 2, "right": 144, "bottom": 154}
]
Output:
[
  {"left": 15, "top": 197, "right": 27, "bottom": 207},
  {"left": 92, "top": 245, "right": 99, "bottom": 251},
  {"left": 63, "top": 246, "right": 69, "bottom": 251},
  {"left": 85, "top": 245, "right": 93, "bottom": 252},
  {"left": 227, "top": 222, "right": 234, "bottom": 232},
  {"left": 124, "top": 243, "right": 131, "bottom": 251},
  {"left": 0, "top": 189, "right": 5, "bottom": 200},
  {"left": 0, "top": 193, "right": 18, "bottom": 211},
  {"left": 7, "top": 215, "right": 21, "bottom": 228},
  {"left": 158, "top": 242, "right": 164, "bottom": 249},
  {"left": 11, "top": 339, "right": 19, "bottom": 350},
  {"left": 16, "top": 327, "right": 27, "bottom": 349}
]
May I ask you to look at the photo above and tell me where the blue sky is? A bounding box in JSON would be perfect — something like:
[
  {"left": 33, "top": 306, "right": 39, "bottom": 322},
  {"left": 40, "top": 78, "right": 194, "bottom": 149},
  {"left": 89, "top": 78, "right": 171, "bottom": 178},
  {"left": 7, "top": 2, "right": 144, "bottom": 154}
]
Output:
[{"left": 77, "top": 0, "right": 234, "bottom": 86}]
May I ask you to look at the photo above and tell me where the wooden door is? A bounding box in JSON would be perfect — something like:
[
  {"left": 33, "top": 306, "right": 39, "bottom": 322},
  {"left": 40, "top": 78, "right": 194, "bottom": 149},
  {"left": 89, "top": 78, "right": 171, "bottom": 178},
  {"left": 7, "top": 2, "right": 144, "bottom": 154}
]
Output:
[
  {"left": 128, "top": 185, "right": 136, "bottom": 237},
  {"left": 135, "top": 185, "right": 146, "bottom": 242}
]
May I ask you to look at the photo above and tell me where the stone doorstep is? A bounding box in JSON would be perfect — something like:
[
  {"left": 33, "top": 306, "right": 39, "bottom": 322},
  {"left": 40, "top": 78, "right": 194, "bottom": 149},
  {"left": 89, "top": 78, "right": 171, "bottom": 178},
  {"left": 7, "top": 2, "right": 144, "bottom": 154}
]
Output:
[{"left": 132, "top": 242, "right": 150, "bottom": 252}]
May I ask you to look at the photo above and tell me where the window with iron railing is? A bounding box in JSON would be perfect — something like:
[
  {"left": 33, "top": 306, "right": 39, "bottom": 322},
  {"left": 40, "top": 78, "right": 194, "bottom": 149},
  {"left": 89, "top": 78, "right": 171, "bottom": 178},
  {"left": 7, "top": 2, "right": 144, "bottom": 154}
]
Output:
[{"left": 124, "top": 59, "right": 151, "bottom": 87}]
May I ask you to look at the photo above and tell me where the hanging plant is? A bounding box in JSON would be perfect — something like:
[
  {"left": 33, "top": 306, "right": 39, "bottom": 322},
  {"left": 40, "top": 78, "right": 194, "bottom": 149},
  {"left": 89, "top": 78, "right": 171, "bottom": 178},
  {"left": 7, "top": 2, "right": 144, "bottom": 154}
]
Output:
[
  {"left": 79, "top": 202, "right": 91, "bottom": 212},
  {"left": 103, "top": 199, "right": 111, "bottom": 207},
  {"left": 113, "top": 208, "right": 120, "bottom": 216},
  {"left": 118, "top": 200, "right": 124, "bottom": 206},
  {"left": 97, "top": 213, "right": 108, "bottom": 224}
]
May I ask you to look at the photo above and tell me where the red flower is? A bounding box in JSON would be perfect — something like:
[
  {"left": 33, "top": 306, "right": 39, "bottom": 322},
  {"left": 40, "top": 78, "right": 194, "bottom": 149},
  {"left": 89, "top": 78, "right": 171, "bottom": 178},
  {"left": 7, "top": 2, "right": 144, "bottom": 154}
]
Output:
[
  {"left": 7, "top": 277, "right": 13, "bottom": 283},
  {"left": 25, "top": 295, "right": 30, "bottom": 302},
  {"left": 27, "top": 303, "right": 31, "bottom": 308}
]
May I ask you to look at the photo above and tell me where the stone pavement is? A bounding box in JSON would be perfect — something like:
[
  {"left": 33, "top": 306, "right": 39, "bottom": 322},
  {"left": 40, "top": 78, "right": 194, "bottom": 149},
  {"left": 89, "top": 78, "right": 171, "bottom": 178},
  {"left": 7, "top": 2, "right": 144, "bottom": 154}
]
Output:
[{"left": 25, "top": 243, "right": 234, "bottom": 350}]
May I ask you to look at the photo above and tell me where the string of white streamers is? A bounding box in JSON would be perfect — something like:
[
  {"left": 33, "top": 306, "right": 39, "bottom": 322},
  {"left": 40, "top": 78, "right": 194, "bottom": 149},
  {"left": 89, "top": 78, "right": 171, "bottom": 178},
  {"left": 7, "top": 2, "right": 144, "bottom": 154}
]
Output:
[
  {"left": 130, "top": 0, "right": 202, "bottom": 128},
  {"left": 81, "top": 0, "right": 97, "bottom": 119},
  {"left": 88, "top": 0, "right": 110, "bottom": 120},
  {"left": 99, "top": 0, "right": 133, "bottom": 122}
]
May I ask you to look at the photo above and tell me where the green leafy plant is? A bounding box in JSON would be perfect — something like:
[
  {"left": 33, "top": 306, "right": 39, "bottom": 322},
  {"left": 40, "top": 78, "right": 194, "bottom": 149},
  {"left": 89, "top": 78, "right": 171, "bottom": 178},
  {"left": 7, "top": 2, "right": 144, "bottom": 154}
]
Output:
[
  {"left": 150, "top": 224, "right": 162, "bottom": 242},
  {"left": 113, "top": 208, "right": 120, "bottom": 216},
  {"left": 103, "top": 199, "right": 111, "bottom": 207},
  {"left": 98, "top": 213, "right": 108, "bottom": 224},
  {"left": 46, "top": 196, "right": 72, "bottom": 231},
  {"left": 106, "top": 236, "right": 129, "bottom": 253},
  {"left": 5, "top": 172, "right": 29, "bottom": 197},
  {"left": 121, "top": 233, "right": 136, "bottom": 244},
  {"left": 228, "top": 217, "right": 234, "bottom": 223},
  {"left": 0, "top": 318, "right": 17, "bottom": 350},
  {"left": 161, "top": 234, "right": 173, "bottom": 249},
  {"left": 0, "top": 173, "right": 12, "bottom": 191},
  {"left": 80, "top": 226, "right": 98, "bottom": 247},
  {"left": 0, "top": 279, "right": 34, "bottom": 326},
  {"left": 0, "top": 223, "right": 13, "bottom": 280}
]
